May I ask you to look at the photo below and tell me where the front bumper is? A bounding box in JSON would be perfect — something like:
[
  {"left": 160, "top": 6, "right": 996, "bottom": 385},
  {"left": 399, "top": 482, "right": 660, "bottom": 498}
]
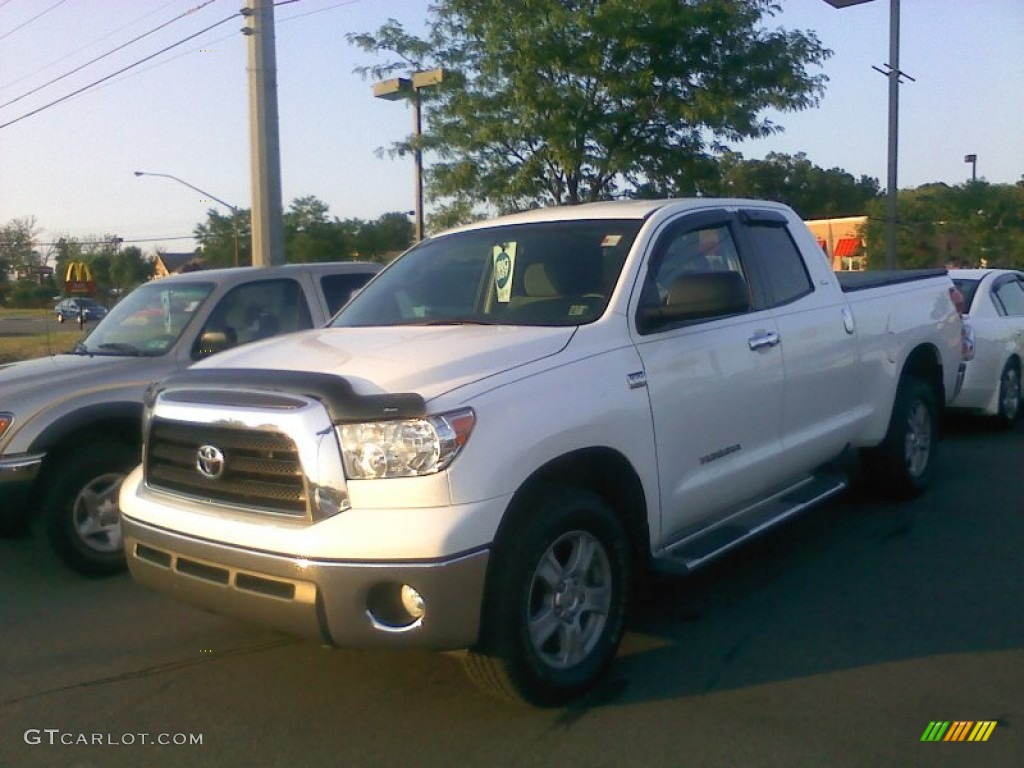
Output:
[
  {"left": 0, "top": 452, "right": 45, "bottom": 526},
  {"left": 122, "top": 514, "right": 489, "bottom": 651}
]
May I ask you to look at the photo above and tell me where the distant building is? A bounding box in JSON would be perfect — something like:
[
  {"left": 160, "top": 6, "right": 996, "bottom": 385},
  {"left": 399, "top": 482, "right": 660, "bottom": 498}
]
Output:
[
  {"left": 152, "top": 252, "right": 205, "bottom": 278},
  {"left": 804, "top": 216, "right": 868, "bottom": 271}
]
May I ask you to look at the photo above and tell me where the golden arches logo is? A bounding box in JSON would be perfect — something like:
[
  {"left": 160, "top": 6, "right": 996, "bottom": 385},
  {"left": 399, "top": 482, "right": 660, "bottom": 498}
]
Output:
[
  {"left": 921, "top": 721, "right": 997, "bottom": 742},
  {"left": 64, "top": 261, "right": 93, "bottom": 283}
]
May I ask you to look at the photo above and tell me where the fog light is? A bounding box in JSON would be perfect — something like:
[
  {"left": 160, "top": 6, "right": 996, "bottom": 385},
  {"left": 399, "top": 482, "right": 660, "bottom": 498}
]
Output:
[{"left": 401, "top": 584, "right": 425, "bottom": 620}]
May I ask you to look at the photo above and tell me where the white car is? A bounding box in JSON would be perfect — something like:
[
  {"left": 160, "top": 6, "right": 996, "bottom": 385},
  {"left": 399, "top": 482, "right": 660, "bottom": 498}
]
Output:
[{"left": 949, "top": 268, "right": 1024, "bottom": 426}]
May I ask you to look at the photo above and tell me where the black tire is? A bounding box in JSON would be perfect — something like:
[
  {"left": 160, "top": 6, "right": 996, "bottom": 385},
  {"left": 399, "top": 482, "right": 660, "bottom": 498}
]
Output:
[
  {"left": 861, "top": 376, "right": 938, "bottom": 499},
  {"left": 56, "top": 313, "right": 65, "bottom": 323},
  {"left": 463, "top": 486, "right": 631, "bottom": 706},
  {"left": 42, "top": 440, "right": 139, "bottom": 577},
  {"left": 993, "top": 360, "right": 1021, "bottom": 430}
]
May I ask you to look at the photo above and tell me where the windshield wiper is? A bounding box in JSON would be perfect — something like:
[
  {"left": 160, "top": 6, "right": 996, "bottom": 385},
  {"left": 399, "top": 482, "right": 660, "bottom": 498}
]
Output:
[
  {"left": 65, "top": 341, "right": 91, "bottom": 355},
  {"left": 95, "top": 342, "right": 145, "bottom": 356},
  {"left": 416, "top": 318, "right": 499, "bottom": 326}
]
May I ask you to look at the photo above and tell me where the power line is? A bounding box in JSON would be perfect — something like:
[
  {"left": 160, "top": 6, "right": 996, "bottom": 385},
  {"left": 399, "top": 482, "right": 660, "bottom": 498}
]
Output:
[
  {"left": 0, "top": 11, "right": 240, "bottom": 131},
  {"left": 0, "top": 0, "right": 69, "bottom": 43},
  {"left": 36, "top": 235, "right": 199, "bottom": 247},
  {"left": 0, "top": 0, "right": 219, "bottom": 112},
  {"left": 72, "top": 0, "right": 365, "bottom": 97},
  {"left": 0, "top": 0, "right": 181, "bottom": 93}
]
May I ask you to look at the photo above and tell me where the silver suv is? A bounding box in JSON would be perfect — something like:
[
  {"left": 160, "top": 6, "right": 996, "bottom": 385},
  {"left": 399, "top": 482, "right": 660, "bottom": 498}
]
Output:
[{"left": 0, "top": 261, "right": 380, "bottom": 576}]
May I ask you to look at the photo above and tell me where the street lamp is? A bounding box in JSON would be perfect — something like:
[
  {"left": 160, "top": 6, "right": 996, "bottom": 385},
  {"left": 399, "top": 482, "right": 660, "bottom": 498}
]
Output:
[
  {"left": 823, "top": 0, "right": 910, "bottom": 270},
  {"left": 372, "top": 67, "right": 445, "bottom": 243},
  {"left": 964, "top": 154, "right": 977, "bottom": 183},
  {"left": 133, "top": 171, "right": 245, "bottom": 266}
]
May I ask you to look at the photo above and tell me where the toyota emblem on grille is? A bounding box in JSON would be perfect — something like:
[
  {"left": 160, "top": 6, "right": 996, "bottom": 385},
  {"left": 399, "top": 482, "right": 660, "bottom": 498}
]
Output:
[{"left": 196, "top": 444, "right": 226, "bottom": 480}]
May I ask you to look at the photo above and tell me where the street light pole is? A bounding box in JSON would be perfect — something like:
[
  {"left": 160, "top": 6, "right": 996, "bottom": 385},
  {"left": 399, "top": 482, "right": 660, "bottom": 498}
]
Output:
[
  {"left": 134, "top": 171, "right": 244, "bottom": 266},
  {"left": 884, "top": 0, "right": 900, "bottom": 271},
  {"left": 824, "top": 0, "right": 910, "bottom": 270},
  {"left": 964, "top": 154, "right": 978, "bottom": 183},
  {"left": 372, "top": 68, "right": 445, "bottom": 243}
]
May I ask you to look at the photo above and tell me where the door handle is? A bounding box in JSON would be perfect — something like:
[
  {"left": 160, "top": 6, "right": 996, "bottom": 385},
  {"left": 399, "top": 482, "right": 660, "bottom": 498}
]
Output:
[{"left": 748, "top": 331, "right": 780, "bottom": 351}]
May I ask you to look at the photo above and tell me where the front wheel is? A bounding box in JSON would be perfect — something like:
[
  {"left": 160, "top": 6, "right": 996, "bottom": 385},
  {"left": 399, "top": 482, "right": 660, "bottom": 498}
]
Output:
[
  {"left": 861, "top": 376, "right": 938, "bottom": 499},
  {"left": 42, "top": 440, "right": 139, "bottom": 577},
  {"left": 463, "top": 486, "right": 631, "bottom": 706}
]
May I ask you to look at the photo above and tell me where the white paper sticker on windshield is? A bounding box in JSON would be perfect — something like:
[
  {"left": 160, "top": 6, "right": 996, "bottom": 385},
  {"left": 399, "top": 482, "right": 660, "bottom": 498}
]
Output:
[{"left": 493, "top": 243, "right": 517, "bottom": 303}]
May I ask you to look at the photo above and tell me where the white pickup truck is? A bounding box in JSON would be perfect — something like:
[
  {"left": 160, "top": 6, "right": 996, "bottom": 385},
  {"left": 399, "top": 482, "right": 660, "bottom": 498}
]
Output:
[{"left": 120, "top": 199, "right": 965, "bottom": 705}]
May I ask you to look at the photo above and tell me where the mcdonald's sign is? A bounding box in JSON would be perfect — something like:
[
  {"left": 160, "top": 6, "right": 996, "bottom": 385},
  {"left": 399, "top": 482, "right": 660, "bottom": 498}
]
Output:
[{"left": 64, "top": 261, "right": 96, "bottom": 296}]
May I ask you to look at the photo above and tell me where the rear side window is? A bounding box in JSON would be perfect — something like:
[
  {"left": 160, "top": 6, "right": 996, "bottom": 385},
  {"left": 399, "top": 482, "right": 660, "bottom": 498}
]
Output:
[
  {"left": 952, "top": 279, "right": 980, "bottom": 313},
  {"left": 744, "top": 222, "right": 813, "bottom": 307},
  {"left": 993, "top": 278, "right": 1024, "bottom": 317},
  {"left": 321, "top": 272, "right": 377, "bottom": 316}
]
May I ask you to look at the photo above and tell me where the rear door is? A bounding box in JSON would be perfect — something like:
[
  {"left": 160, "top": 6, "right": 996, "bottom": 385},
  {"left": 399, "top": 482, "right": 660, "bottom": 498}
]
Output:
[
  {"left": 738, "top": 210, "right": 863, "bottom": 476},
  {"left": 630, "top": 210, "right": 785, "bottom": 544}
]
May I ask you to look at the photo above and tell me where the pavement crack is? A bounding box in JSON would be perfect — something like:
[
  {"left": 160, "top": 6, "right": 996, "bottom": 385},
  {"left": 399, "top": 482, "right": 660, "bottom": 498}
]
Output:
[{"left": 1, "top": 636, "right": 299, "bottom": 706}]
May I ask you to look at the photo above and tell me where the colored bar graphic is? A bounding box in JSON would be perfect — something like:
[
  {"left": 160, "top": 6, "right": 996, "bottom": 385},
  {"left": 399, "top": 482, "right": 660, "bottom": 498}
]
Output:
[
  {"left": 968, "top": 721, "right": 997, "bottom": 742},
  {"left": 921, "top": 721, "right": 996, "bottom": 742}
]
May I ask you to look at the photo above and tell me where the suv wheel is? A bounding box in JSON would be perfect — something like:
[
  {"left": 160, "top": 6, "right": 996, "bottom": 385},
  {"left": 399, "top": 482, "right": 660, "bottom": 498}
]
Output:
[{"left": 42, "top": 440, "right": 139, "bottom": 577}]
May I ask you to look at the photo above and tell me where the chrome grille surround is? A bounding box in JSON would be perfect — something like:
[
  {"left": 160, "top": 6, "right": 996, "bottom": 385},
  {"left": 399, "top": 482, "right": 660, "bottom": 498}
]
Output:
[{"left": 143, "top": 390, "right": 348, "bottom": 522}]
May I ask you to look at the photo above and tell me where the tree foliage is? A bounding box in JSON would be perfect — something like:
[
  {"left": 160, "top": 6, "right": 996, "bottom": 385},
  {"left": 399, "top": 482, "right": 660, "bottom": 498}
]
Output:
[
  {"left": 194, "top": 196, "right": 413, "bottom": 268},
  {"left": 0, "top": 216, "right": 41, "bottom": 282},
  {"left": 702, "top": 151, "right": 880, "bottom": 219},
  {"left": 864, "top": 181, "right": 1024, "bottom": 270},
  {"left": 349, "top": 0, "right": 831, "bottom": 219}
]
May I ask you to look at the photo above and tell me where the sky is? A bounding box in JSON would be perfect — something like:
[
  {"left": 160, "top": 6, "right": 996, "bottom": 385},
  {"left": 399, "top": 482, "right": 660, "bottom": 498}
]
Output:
[{"left": 0, "top": 0, "right": 1021, "bottom": 256}]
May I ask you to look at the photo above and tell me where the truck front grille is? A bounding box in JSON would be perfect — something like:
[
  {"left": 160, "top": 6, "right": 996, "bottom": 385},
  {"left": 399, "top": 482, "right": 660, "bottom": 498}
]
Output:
[{"left": 145, "top": 418, "right": 307, "bottom": 517}]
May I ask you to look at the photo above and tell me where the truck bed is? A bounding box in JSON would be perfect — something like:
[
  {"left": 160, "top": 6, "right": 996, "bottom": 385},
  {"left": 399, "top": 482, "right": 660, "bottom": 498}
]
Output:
[{"left": 837, "top": 269, "right": 949, "bottom": 292}]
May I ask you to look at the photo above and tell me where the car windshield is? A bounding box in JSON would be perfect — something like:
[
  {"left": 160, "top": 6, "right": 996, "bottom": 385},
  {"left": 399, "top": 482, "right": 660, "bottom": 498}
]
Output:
[
  {"left": 952, "top": 278, "right": 980, "bottom": 313},
  {"left": 67, "top": 281, "right": 215, "bottom": 357},
  {"left": 330, "top": 219, "right": 642, "bottom": 328}
]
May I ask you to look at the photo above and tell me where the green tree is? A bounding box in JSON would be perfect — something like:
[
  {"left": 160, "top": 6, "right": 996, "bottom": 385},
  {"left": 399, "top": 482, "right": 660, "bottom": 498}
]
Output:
[
  {"left": 705, "top": 151, "right": 880, "bottom": 219},
  {"left": 0, "top": 216, "right": 40, "bottom": 277},
  {"left": 863, "top": 181, "right": 1024, "bottom": 269},
  {"left": 349, "top": 0, "right": 831, "bottom": 221},
  {"left": 110, "top": 246, "right": 153, "bottom": 291},
  {"left": 194, "top": 197, "right": 414, "bottom": 266},
  {"left": 193, "top": 208, "right": 249, "bottom": 268}
]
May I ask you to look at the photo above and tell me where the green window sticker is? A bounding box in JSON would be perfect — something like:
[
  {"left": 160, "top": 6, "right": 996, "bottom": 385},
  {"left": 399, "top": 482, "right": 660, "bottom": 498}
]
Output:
[{"left": 493, "top": 243, "right": 517, "bottom": 303}]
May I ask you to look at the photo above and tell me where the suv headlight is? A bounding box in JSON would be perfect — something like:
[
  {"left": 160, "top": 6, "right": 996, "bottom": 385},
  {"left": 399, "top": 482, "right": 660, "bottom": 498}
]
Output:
[{"left": 338, "top": 408, "right": 475, "bottom": 479}]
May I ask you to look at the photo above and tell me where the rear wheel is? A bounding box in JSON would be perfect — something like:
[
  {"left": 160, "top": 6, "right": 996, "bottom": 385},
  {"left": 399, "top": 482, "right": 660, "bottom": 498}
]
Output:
[
  {"left": 994, "top": 361, "right": 1020, "bottom": 429},
  {"left": 861, "top": 376, "right": 938, "bottom": 499},
  {"left": 42, "top": 440, "right": 138, "bottom": 577},
  {"left": 463, "top": 486, "right": 631, "bottom": 706}
]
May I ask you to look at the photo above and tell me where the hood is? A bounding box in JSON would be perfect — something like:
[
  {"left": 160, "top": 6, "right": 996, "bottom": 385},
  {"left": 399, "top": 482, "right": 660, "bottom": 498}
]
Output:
[
  {"left": 0, "top": 353, "right": 176, "bottom": 407},
  {"left": 195, "top": 325, "right": 575, "bottom": 401}
]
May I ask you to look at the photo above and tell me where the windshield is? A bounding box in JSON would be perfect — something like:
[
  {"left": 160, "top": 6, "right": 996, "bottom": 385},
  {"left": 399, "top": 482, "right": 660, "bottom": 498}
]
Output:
[
  {"left": 68, "top": 281, "right": 215, "bottom": 357},
  {"left": 331, "top": 219, "right": 642, "bottom": 328}
]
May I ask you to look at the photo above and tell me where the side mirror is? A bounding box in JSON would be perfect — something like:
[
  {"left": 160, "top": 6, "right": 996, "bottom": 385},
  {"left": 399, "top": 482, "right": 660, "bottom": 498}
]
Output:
[
  {"left": 194, "top": 329, "right": 237, "bottom": 359},
  {"left": 639, "top": 271, "right": 750, "bottom": 332}
]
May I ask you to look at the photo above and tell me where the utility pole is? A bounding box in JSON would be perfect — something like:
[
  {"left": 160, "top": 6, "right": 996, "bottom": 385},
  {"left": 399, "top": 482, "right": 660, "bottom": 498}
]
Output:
[{"left": 242, "top": 0, "right": 284, "bottom": 266}]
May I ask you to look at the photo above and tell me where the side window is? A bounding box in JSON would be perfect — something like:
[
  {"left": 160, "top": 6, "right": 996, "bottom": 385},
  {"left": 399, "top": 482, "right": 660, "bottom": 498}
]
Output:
[
  {"left": 637, "top": 218, "right": 752, "bottom": 333},
  {"left": 193, "top": 279, "right": 312, "bottom": 359},
  {"left": 744, "top": 223, "right": 814, "bottom": 307},
  {"left": 994, "top": 279, "right": 1024, "bottom": 316},
  {"left": 321, "top": 272, "right": 376, "bottom": 316}
]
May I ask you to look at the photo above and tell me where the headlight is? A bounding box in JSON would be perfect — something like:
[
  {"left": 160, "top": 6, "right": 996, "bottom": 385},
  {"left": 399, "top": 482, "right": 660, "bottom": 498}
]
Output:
[
  {"left": 0, "top": 412, "right": 12, "bottom": 441},
  {"left": 338, "top": 408, "right": 475, "bottom": 479}
]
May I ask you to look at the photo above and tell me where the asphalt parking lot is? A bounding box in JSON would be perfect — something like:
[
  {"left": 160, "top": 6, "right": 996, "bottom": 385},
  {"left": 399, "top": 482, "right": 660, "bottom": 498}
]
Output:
[{"left": 0, "top": 416, "right": 1020, "bottom": 767}]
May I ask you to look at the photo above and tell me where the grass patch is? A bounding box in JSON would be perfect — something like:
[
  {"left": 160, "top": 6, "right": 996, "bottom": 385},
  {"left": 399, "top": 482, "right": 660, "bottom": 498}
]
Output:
[{"left": 0, "top": 310, "right": 91, "bottom": 364}]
